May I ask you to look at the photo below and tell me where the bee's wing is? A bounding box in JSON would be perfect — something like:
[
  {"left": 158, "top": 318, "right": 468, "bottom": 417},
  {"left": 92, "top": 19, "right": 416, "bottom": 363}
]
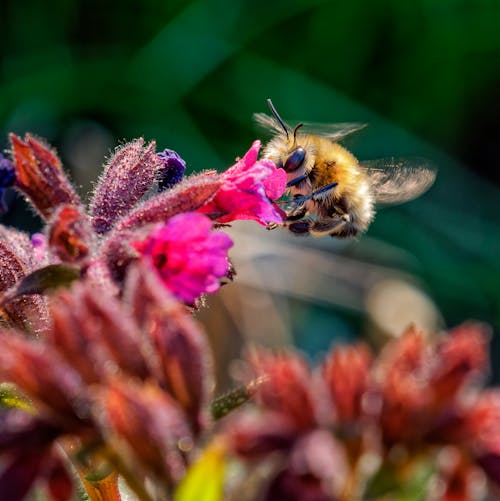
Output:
[
  {"left": 254, "top": 113, "right": 367, "bottom": 142},
  {"left": 254, "top": 113, "right": 290, "bottom": 135},
  {"left": 361, "top": 157, "right": 436, "bottom": 205},
  {"left": 299, "top": 121, "right": 368, "bottom": 142}
]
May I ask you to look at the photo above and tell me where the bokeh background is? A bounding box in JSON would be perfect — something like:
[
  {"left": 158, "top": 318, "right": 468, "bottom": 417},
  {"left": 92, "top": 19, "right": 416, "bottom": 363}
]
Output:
[{"left": 1, "top": 0, "right": 499, "bottom": 383}]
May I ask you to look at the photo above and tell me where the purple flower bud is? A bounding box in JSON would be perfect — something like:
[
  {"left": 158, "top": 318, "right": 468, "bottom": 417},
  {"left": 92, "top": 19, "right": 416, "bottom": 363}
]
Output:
[
  {"left": 0, "top": 154, "right": 16, "bottom": 214},
  {"left": 30, "top": 233, "right": 48, "bottom": 266},
  {"left": 0, "top": 154, "right": 16, "bottom": 188},
  {"left": 30, "top": 233, "right": 46, "bottom": 249},
  {"left": 157, "top": 149, "right": 186, "bottom": 191}
]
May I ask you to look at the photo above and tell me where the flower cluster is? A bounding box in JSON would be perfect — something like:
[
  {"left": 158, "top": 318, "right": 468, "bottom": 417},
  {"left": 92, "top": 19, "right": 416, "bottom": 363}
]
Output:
[
  {"left": 225, "top": 324, "right": 499, "bottom": 500},
  {"left": 1, "top": 130, "right": 497, "bottom": 501},
  {"left": 1, "top": 134, "right": 286, "bottom": 311},
  {"left": 0, "top": 133, "right": 286, "bottom": 499},
  {"left": 0, "top": 264, "right": 213, "bottom": 497}
]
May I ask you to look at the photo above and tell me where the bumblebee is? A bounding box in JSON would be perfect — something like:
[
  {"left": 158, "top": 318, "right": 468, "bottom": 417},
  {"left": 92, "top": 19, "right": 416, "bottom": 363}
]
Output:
[{"left": 256, "top": 100, "right": 436, "bottom": 238}]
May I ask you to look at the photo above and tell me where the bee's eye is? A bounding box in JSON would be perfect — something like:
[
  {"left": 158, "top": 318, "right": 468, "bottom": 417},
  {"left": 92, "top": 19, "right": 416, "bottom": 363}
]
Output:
[{"left": 284, "top": 147, "right": 306, "bottom": 173}]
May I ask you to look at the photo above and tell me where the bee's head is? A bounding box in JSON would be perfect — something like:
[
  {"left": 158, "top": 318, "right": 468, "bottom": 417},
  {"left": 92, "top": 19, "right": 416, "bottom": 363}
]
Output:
[
  {"left": 283, "top": 123, "right": 305, "bottom": 172},
  {"left": 267, "top": 99, "right": 306, "bottom": 173}
]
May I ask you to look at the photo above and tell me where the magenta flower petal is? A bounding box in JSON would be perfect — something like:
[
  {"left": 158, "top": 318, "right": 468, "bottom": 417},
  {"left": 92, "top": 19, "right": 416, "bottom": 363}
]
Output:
[
  {"left": 133, "top": 213, "right": 233, "bottom": 304},
  {"left": 240, "top": 140, "right": 259, "bottom": 167},
  {"left": 199, "top": 141, "right": 287, "bottom": 226},
  {"left": 263, "top": 161, "right": 288, "bottom": 200}
]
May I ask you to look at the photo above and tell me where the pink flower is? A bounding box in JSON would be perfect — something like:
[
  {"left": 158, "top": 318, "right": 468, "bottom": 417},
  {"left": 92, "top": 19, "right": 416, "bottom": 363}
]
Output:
[
  {"left": 133, "top": 212, "right": 233, "bottom": 304},
  {"left": 199, "top": 140, "right": 287, "bottom": 225}
]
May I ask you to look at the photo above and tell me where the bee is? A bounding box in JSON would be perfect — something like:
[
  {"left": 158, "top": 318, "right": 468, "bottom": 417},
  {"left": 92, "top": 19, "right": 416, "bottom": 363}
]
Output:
[{"left": 256, "top": 99, "right": 436, "bottom": 238}]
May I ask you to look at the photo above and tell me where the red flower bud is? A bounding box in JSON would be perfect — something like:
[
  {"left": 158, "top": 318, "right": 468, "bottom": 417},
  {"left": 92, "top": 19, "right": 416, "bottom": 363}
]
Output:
[
  {"left": 229, "top": 411, "right": 303, "bottom": 458},
  {"left": 97, "top": 378, "right": 192, "bottom": 483},
  {"left": 321, "top": 343, "right": 373, "bottom": 423},
  {"left": 0, "top": 332, "right": 90, "bottom": 427},
  {"left": 124, "top": 263, "right": 214, "bottom": 433},
  {"left": 9, "top": 134, "right": 80, "bottom": 220},
  {"left": 48, "top": 283, "right": 152, "bottom": 383},
  {"left": 48, "top": 205, "right": 93, "bottom": 263},
  {"left": 430, "top": 323, "right": 489, "bottom": 401},
  {"left": 248, "top": 348, "right": 318, "bottom": 431},
  {"left": 374, "top": 326, "right": 430, "bottom": 445}
]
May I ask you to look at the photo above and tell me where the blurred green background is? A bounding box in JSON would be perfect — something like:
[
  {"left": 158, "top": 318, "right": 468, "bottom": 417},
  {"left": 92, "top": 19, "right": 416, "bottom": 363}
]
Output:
[{"left": 1, "top": 0, "right": 499, "bottom": 378}]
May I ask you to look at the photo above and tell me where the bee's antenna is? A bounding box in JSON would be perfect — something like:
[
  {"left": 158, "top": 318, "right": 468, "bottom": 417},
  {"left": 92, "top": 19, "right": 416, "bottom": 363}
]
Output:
[
  {"left": 267, "top": 99, "right": 289, "bottom": 140},
  {"left": 293, "top": 123, "right": 304, "bottom": 144}
]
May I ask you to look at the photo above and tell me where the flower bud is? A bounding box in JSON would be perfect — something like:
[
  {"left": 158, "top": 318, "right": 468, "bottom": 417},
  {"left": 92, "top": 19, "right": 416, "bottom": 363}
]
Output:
[
  {"left": 97, "top": 378, "right": 192, "bottom": 483},
  {"left": 248, "top": 348, "right": 318, "bottom": 431},
  {"left": 430, "top": 323, "right": 489, "bottom": 401},
  {"left": 0, "top": 332, "right": 90, "bottom": 426},
  {"left": 157, "top": 149, "right": 186, "bottom": 191},
  {"left": 113, "top": 172, "right": 222, "bottom": 232},
  {"left": 90, "top": 139, "right": 162, "bottom": 234},
  {"left": 48, "top": 283, "right": 151, "bottom": 383},
  {"left": 9, "top": 134, "right": 81, "bottom": 220},
  {"left": 48, "top": 205, "right": 93, "bottom": 263},
  {"left": 321, "top": 343, "right": 373, "bottom": 423},
  {"left": 0, "top": 153, "right": 16, "bottom": 214},
  {"left": 0, "top": 226, "right": 49, "bottom": 335},
  {"left": 124, "top": 263, "right": 214, "bottom": 433}
]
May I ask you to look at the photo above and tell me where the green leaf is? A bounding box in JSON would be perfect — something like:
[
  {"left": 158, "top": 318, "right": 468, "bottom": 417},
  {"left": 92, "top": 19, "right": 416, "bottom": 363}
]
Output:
[
  {"left": 0, "top": 383, "right": 33, "bottom": 412},
  {"left": 0, "top": 264, "right": 80, "bottom": 305},
  {"left": 174, "top": 442, "right": 226, "bottom": 501},
  {"left": 364, "top": 454, "right": 436, "bottom": 500}
]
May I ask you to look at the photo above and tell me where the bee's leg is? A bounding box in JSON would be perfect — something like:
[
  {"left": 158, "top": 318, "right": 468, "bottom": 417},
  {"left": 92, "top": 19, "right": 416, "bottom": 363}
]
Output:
[
  {"left": 309, "top": 217, "right": 346, "bottom": 237},
  {"left": 267, "top": 206, "right": 306, "bottom": 230},
  {"left": 288, "top": 216, "right": 346, "bottom": 237},
  {"left": 332, "top": 224, "right": 359, "bottom": 239},
  {"left": 286, "top": 204, "right": 307, "bottom": 221},
  {"left": 293, "top": 182, "right": 338, "bottom": 204},
  {"left": 311, "top": 182, "right": 338, "bottom": 200},
  {"left": 288, "top": 218, "right": 313, "bottom": 235},
  {"left": 286, "top": 174, "right": 308, "bottom": 188}
]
